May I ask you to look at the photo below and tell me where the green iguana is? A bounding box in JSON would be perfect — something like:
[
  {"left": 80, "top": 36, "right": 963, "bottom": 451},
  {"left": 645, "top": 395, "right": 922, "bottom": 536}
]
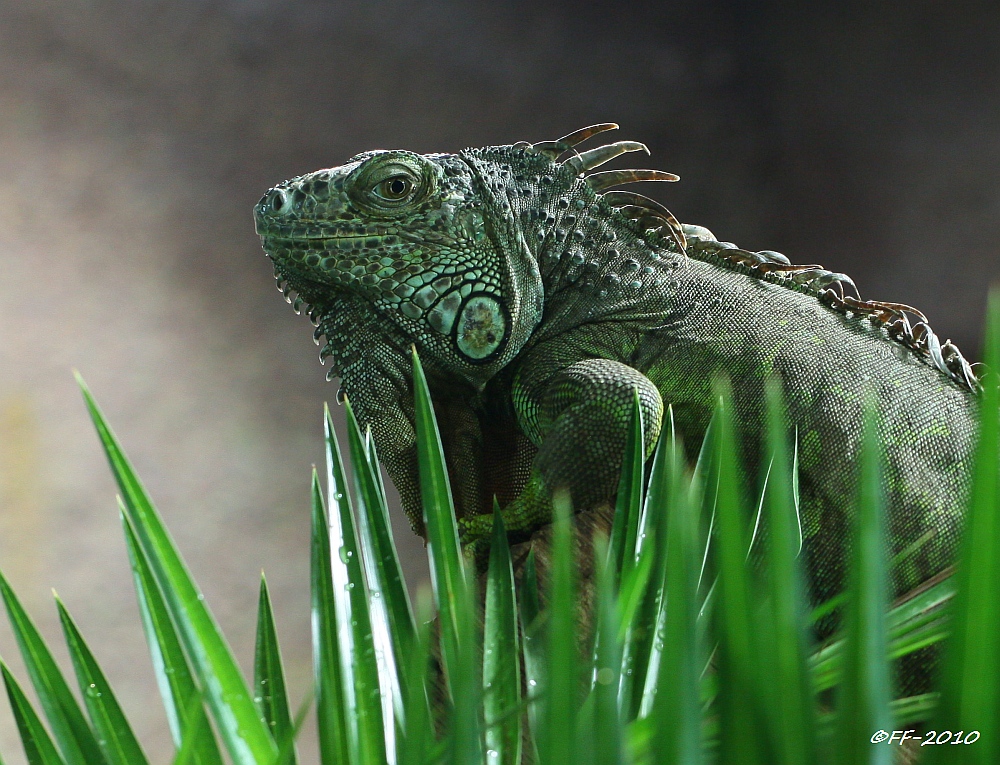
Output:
[{"left": 253, "top": 123, "right": 979, "bottom": 619}]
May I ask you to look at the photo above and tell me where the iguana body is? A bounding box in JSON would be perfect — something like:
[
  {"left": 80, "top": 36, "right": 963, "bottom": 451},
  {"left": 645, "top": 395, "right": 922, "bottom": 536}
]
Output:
[{"left": 254, "top": 124, "right": 979, "bottom": 614}]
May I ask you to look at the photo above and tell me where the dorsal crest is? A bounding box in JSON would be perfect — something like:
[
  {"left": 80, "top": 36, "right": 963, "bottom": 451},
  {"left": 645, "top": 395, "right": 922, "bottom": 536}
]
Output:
[{"left": 505, "top": 124, "right": 980, "bottom": 392}]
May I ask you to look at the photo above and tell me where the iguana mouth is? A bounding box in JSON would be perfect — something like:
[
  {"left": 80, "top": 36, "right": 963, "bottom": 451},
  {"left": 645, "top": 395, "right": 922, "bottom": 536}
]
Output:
[{"left": 256, "top": 226, "right": 394, "bottom": 244}]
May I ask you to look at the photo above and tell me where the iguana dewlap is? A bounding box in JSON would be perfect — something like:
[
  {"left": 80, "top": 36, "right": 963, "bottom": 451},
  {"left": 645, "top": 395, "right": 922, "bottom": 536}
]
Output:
[{"left": 254, "top": 124, "right": 978, "bottom": 610}]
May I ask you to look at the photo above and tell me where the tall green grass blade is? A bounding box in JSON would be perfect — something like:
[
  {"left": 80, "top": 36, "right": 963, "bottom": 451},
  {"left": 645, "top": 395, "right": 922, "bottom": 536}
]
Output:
[
  {"left": 310, "top": 470, "right": 352, "bottom": 765},
  {"left": 617, "top": 422, "right": 660, "bottom": 719},
  {"left": 483, "top": 510, "right": 521, "bottom": 765},
  {"left": 889, "top": 693, "right": 939, "bottom": 727},
  {"left": 1, "top": 662, "right": 67, "bottom": 765},
  {"left": 760, "top": 380, "right": 816, "bottom": 765},
  {"left": 122, "top": 512, "right": 222, "bottom": 765},
  {"left": 614, "top": 548, "right": 653, "bottom": 650},
  {"left": 810, "top": 532, "right": 940, "bottom": 629},
  {"left": 398, "top": 589, "right": 434, "bottom": 765},
  {"left": 364, "top": 424, "right": 390, "bottom": 511},
  {"left": 816, "top": 694, "right": 940, "bottom": 742},
  {"left": 519, "top": 550, "right": 545, "bottom": 755},
  {"left": 930, "top": 290, "right": 1000, "bottom": 765},
  {"left": 449, "top": 559, "right": 484, "bottom": 765},
  {"left": 170, "top": 694, "right": 217, "bottom": 765},
  {"left": 55, "top": 596, "right": 150, "bottom": 765},
  {"left": 811, "top": 575, "right": 955, "bottom": 693},
  {"left": 541, "top": 490, "right": 577, "bottom": 764},
  {"left": 272, "top": 692, "right": 314, "bottom": 765},
  {"left": 790, "top": 426, "right": 802, "bottom": 551},
  {"left": 321, "top": 405, "right": 390, "bottom": 764},
  {"left": 591, "top": 535, "right": 625, "bottom": 765},
  {"left": 411, "top": 349, "right": 468, "bottom": 701},
  {"left": 888, "top": 575, "right": 955, "bottom": 634},
  {"left": 808, "top": 593, "right": 844, "bottom": 627},
  {"left": 399, "top": 341, "right": 485, "bottom": 760},
  {"left": 254, "top": 575, "right": 296, "bottom": 765},
  {"left": 691, "top": 413, "right": 721, "bottom": 681},
  {"left": 888, "top": 616, "right": 951, "bottom": 660},
  {"left": 344, "top": 401, "right": 415, "bottom": 720},
  {"left": 610, "top": 395, "right": 645, "bottom": 587},
  {"left": 835, "top": 401, "right": 891, "bottom": 765},
  {"left": 78, "top": 378, "right": 277, "bottom": 764},
  {"left": 642, "top": 420, "right": 702, "bottom": 765},
  {"left": 691, "top": 410, "right": 720, "bottom": 595},
  {"left": 0, "top": 572, "right": 107, "bottom": 765},
  {"left": 710, "top": 383, "right": 766, "bottom": 765},
  {"left": 619, "top": 407, "right": 675, "bottom": 720},
  {"left": 623, "top": 715, "right": 654, "bottom": 765}
]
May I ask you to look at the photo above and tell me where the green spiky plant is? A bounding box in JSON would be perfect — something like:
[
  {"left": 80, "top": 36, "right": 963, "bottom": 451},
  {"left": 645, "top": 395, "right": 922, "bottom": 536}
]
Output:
[{"left": 0, "top": 295, "right": 997, "bottom": 765}]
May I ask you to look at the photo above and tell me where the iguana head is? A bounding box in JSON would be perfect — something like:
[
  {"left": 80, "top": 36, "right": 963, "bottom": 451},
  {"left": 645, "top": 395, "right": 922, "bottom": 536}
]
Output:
[
  {"left": 254, "top": 125, "right": 686, "bottom": 388},
  {"left": 255, "top": 146, "right": 553, "bottom": 388}
]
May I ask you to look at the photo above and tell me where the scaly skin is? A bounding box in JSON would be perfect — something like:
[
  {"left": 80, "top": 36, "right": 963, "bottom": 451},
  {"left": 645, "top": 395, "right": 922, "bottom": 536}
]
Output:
[{"left": 254, "top": 125, "right": 979, "bottom": 620}]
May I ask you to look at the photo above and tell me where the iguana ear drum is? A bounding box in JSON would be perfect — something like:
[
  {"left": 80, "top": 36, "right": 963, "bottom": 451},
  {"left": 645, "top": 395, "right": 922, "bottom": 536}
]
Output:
[{"left": 455, "top": 294, "right": 507, "bottom": 361}]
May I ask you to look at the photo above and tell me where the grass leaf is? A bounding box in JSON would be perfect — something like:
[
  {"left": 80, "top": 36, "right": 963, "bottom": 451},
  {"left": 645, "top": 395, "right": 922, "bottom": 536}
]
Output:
[
  {"left": 344, "top": 401, "right": 416, "bottom": 722},
  {"left": 483, "top": 510, "right": 522, "bottom": 765},
  {"left": 55, "top": 596, "right": 151, "bottom": 765},
  {"left": 408, "top": 349, "right": 484, "bottom": 762},
  {"left": 609, "top": 395, "right": 645, "bottom": 587},
  {"left": 643, "top": 414, "right": 702, "bottom": 765},
  {"left": 397, "top": 589, "right": 434, "bottom": 765},
  {"left": 321, "top": 405, "right": 390, "bottom": 763},
  {"left": 618, "top": 407, "right": 674, "bottom": 719},
  {"left": 309, "top": 471, "right": 352, "bottom": 764},
  {"left": 519, "top": 549, "right": 545, "bottom": 756},
  {"left": 411, "top": 349, "right": 469, "bottom": 700},
  {"left": 930, "top": 289, "right": 1000, "bottom": 765},
  {"left": 711, "top": 381, "right": 767, "bottom": 765},
  {"left": 449, "top": 559, "right": 484, "bottom": 765},
  {"left": 760, "top": 380, "right": 816, "bottom": 765},
  {"left": 541, "top": 490, "right": 578, "bottom": 764},
  {"left": 810, "top": 575, "right": 955, "bottom": 693},
  {"left": 122, "top": 512, "right": 222, "bottom": 765},
  {"left": 0, "top": 572, "right": 107, "bottom": 765},
  {"left": 2, "top": 661, "right": 67, "bottom": 765},
  {"left": 170, "top": 694, "right": 217, "bottom": 765},
  {"left": 78, "top": 377, "right": 276, "bottom": 764},
  {"left": 834, "top": 400, "right": 892, "bottom": 765},
  {"left": 591, "top": 536, "right": 625, "bottom": 765},
  {"left": 254, "top": 575, "right": 296, "bottom": 765}
]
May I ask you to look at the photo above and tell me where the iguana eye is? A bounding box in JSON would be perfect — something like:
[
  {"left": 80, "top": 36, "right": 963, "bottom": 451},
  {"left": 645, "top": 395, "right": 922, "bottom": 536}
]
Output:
[
  {"left": 348, "top": 153, "right": 435, "bottom": 214},
  {"left": 375, "top": 176, "right": 414, "bottom": 201}
]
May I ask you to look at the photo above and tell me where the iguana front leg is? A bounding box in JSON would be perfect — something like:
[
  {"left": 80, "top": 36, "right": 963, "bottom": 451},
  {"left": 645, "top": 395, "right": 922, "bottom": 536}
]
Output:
[
  {"left": 347, "top": 358, "right": 491, "bottom": 536},
  {"left": 460, "top": 357, "right": 663, "bottom": 541},
  {"left": 339, "top": 353, "right": 424, "bottom": 533}
]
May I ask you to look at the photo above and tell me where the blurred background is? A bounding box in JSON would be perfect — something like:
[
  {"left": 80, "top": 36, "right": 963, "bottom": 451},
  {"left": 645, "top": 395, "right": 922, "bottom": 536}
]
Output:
[{"left": 0, "top": 0, "right": 997, "bottom": 761}]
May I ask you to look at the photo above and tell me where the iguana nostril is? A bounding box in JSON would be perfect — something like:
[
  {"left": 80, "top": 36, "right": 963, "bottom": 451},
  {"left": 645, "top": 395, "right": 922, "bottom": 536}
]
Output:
[{"left": 270, "top": 190, "right": 287, "bottom": 213}]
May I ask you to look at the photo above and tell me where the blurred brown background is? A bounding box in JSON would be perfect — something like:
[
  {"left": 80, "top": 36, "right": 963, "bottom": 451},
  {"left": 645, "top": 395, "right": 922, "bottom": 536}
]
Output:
[{"left": 0, "top": 0, "right": 997, "bottom": 761}]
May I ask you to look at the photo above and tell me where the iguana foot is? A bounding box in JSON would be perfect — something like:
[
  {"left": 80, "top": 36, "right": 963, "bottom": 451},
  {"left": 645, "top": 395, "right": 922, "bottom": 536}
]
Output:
[{"left": 458, "top": 473, "right": 554, "bottom": 548}]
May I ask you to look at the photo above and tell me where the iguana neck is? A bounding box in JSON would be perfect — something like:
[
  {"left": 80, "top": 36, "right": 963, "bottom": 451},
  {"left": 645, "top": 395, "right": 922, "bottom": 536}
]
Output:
[{"left": 503, "top": 168, "right": 684, "bottom": 327}]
